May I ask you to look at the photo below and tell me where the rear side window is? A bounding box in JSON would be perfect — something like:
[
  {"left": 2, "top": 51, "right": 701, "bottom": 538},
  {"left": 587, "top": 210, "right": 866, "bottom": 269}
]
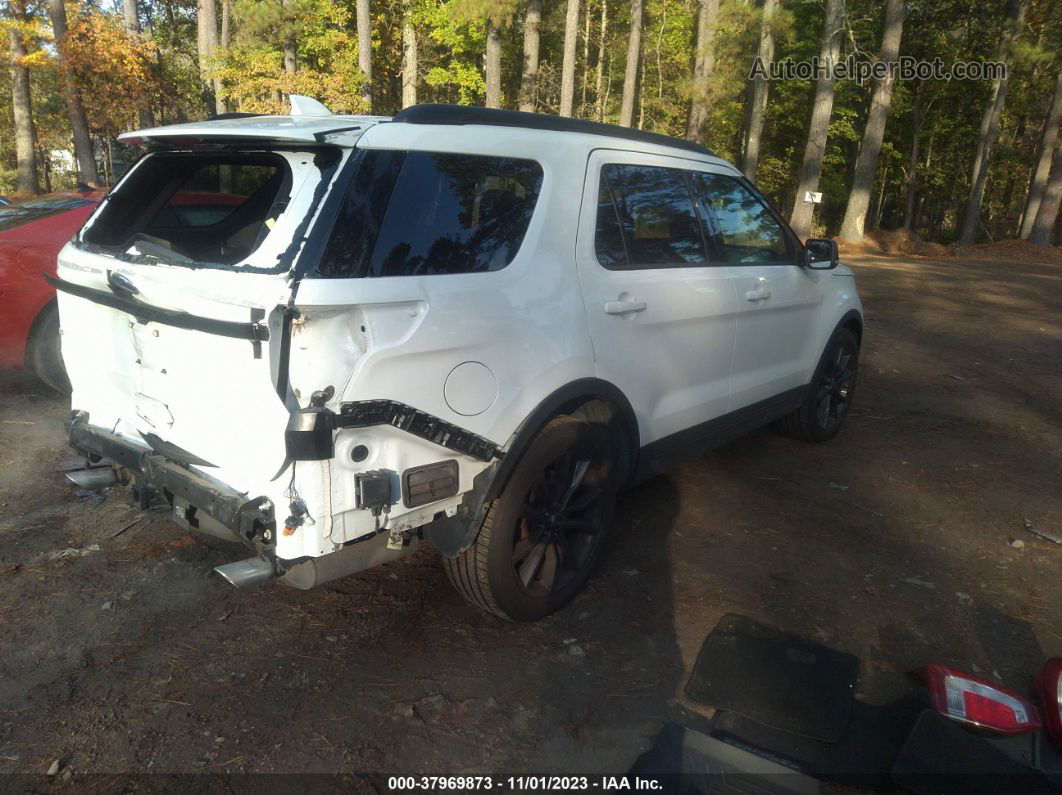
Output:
[
  {"left": 595, "top": 164, "right": 707, "bottom": 268},
  {"left": 692, "top": 173, "right": 792, "bottom": 264},
  {"left": 153, "top": 164, "right": 278, "bottom": 228},
  {"left": 317, "top": 151, "right": 543, "bottom": 278}
]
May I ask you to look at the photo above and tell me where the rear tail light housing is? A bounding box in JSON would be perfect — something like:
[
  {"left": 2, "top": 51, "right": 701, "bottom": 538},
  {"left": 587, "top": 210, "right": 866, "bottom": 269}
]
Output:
[
  {"left": 1035, "top": 658, "right": 1062, "bottom": 747},
  {"left": 916, "top": 664, "right": 1041, "bottom": 735}
]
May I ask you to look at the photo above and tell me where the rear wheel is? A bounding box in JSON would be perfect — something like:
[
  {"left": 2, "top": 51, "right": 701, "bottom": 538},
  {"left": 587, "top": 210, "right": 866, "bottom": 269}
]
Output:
[
  {"left": 26, "top": 303, "right": 70, "bottom": 394},
  {"left": 776, "top": 327, "right": 859, "bottom": 442},
  {"left": 443, "top": 415, "right": 619, "bottom": 621}
]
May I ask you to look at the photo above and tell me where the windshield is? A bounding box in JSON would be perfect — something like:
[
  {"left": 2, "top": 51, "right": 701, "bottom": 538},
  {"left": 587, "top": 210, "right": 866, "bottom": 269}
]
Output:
[
  {"left": 0, "top": 194, "right": 95, "bottom": 233},
  {"left": 78, "top": 151, "right": 297, "bottom": 269}
]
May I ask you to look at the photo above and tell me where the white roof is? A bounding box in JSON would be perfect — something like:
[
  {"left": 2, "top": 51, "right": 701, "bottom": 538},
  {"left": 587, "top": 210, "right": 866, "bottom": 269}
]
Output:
[
  {"left": 118, "top": 113, "right": 391, "bottom": 147},
  {"left": 116, "top": 97, "right": 728, "bottom": 167}
]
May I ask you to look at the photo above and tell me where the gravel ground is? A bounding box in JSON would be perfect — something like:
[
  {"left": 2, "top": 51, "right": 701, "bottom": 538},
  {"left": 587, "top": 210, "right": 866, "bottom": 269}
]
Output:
[{"left": 0, "top": 252, "right": 1059, "bottom": 786}]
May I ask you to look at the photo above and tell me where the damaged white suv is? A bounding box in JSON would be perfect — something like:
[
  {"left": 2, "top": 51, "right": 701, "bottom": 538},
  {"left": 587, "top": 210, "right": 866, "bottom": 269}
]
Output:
[{"left": 54, "top": 99, "right": 862, "bottom": 620}]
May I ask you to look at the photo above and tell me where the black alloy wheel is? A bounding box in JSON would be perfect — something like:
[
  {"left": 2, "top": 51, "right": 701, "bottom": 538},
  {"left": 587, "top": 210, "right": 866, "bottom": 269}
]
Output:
[{"left": 512, "top": 449, "right": 609, "bottom": 598}]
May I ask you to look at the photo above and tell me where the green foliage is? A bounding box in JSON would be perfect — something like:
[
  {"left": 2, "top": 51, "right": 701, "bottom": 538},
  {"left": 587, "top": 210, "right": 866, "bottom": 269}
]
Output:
[{"left": 0, "top": 0, "right": 1057, "bottom": 244}]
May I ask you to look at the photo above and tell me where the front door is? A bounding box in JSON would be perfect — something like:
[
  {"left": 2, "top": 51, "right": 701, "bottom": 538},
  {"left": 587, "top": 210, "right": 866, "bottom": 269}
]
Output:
[
  {"left": 575, "top": 150, "right": 739, "bottom": 449},
  {"left": 690, "top": 173, "right": 824, "bottom": 409}
]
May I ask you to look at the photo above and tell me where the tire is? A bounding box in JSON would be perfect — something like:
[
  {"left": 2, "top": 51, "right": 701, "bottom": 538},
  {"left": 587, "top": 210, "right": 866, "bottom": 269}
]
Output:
[
  {"left": 443, "top": 415, "right": 619, "bottom": 621},
  {"left": 776, "top": 327, "right": 859, "bottom": 443},
  {"left": 26, "top": 303, "right": 71, "bottom": 394}
]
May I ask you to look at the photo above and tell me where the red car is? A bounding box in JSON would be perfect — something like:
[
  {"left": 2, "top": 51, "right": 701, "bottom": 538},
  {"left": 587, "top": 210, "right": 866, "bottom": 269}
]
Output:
[{"left": 0, "top": 190, "right": 102, "bottom": 391}]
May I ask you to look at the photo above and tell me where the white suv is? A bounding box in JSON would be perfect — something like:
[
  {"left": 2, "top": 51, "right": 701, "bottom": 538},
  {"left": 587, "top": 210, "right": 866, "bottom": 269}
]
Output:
[{"left": 54, "top": 100, "right": 862, "bottom": 621}]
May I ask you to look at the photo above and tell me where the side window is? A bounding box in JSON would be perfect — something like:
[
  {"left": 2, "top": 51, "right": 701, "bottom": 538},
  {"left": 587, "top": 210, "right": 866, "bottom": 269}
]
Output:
[
  {"left": 692, "top": 173, "right": 792, "bottom": 264},
  {"left": 595, "top": 164, "right": 707, "bottom": 268},
  {"left": 595, "top": 171, "right": 627, "bottom": 267},
  {"left": 371, "top": 152, "right": 542, "bottom": 277},
  {"left": 316, "top": 150, "right": 405, "bottom": 278},
  {"left": 316, "top": 151, "right": 543, "bottom": 278}
]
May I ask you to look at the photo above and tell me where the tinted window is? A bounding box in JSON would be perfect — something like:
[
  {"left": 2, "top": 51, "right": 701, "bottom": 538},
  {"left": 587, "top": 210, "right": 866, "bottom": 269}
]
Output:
[
  {"left": 318, "top": 151, "right": 543, "bottom": 278},
  {"left": 693, "top": 173, "right": 791, "bottom": 264},
  {"left": 371, "top": 152, "right": 542, "bottom": 277},
  {"left": 596, "top": 164, "right": 706, "bottom": 268},
  {"left": 316, "top": 150, "right": 405, "bottom": 278},
  {"left": 595, "top": 172, "right": 627, "bottom": 267},
  {"left": 152, "top": 164, "right": 279, "bottom": 228}
]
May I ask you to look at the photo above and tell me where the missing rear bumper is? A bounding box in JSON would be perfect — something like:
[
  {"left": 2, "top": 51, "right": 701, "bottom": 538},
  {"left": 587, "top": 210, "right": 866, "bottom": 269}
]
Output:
[{"left": 67, "top": 410, "right": 276, "bottom": 545}]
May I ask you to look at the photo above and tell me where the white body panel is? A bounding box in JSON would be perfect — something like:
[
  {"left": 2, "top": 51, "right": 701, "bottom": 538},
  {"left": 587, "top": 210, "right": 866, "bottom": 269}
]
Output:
[{"left": 575, "top": 149, "right": 740, "bottom": 444}]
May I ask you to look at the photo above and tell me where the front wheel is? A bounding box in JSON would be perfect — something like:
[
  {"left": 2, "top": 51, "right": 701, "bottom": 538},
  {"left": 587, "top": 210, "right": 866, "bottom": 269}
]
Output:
[
  {"left": 443, "top": 415, "right": 619, "bottom": 621},
  {"left": 776, "top": 327, "right": 859, "bottom": 442}
]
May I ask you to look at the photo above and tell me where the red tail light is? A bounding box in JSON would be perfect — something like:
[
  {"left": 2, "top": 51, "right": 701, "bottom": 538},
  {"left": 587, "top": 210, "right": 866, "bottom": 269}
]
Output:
[
  {"left": 916, "top": 664, "right": 1041, "bottom": 735},
  {"left": 1035, "top": 658, "right": 1062, "bottom": 747}
]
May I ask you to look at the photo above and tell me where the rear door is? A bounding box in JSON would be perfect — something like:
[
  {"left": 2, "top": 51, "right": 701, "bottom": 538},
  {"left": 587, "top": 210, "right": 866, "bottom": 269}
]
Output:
[
  {"left": 56, "top": 147, "right": 343, "bottom": 492},
  {"left": 575, "top": 150, "right": 739, "bottom": 448},
  {"left": 690, "top": 173, "right": 823, "bottom": 409}
]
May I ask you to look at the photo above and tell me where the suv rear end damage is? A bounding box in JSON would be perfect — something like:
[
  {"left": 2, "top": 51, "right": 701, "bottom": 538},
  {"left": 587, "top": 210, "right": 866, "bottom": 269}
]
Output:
[{"left": 55, "top": 100, "right": 510, "bottom": 591}]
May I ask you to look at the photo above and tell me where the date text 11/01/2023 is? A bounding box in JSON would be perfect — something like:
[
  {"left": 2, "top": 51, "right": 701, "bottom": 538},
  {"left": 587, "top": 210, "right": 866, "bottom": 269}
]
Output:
[{"left": 387, "top": 776, "right": 663, "bottom": 791}]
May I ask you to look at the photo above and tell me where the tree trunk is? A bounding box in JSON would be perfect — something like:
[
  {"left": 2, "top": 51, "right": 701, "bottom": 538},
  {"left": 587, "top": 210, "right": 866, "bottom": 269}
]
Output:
[
  {"left": 1029, "top": 145, "right": 1062, "bottom": 246},
  {"left": 902, "top": 79, "right": 925, "bottom": 230},
  {"left": 957, "top": 0, "right": 1025, "bottom": 246},
  {"left": 49, "top": 0, "right": 100, "bottom": 185},
  {"left": 560, "top": 0, "right": 580, "bottom": 116},
  {"left": 1020, "top": 66, "right": 1062, "bottom": 238},
  {"left": 686, "top": 0, "right": 720, "bottom": 142},
  {"left": 741, "top": 0, "right": 777, "bottom": 179},
  {"left": 123, "top": 0, "right": 140, "bottom": 33},
  {"left": 581, "top": 2, "right": 591, "bottom": 111},
  {"left": 789, "top": 0, "right": 844, "bottom": 240},
  {"left": 485, "top": 17, "right": 502, "bottom": 108},
  {"left": 123, "top": 0, "right": 156, "bottom": 125},
  {"left": 619, "top": 0, "right": 642, "bottom": 127},
  {"left": 838, "top": 0, "right": 905, "bottom": 241},
  {"left": 401, "top": 0, "right": 418, "bottom": 108},
  {"left": 519, "top": 0, "right": 541, "bottom": 112},
  {"left": 196, "top": 0, "right": 219, "bottom": 113},
  {"left": 356, "top": 0, "right": 372, "bottom": 109},
  {"left": 279, "top": 0, "right": 296, "bottom": 79},
  {"left": 595, "top": 0, "right": 608, "bottom": 121},
  {"left": 873, "top": 162, "right": 888, "bottom": 230},
  {"left": 220, "top": 0, "right": 231, "bottom": 48},
  {"left": 8, "top": 0, "right": 38, "bottom": 195}
]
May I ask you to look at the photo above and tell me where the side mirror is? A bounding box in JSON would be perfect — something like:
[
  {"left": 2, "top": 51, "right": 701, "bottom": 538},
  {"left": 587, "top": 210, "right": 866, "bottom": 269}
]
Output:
[{"left": 804, "top": 238, "right": 838, "bottom": 270}]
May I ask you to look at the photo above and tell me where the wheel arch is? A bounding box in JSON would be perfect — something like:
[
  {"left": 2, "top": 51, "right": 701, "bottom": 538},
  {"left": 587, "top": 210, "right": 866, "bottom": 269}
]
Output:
[
  {"left": 838, "top": 308, "right": 864, "bottom": 346},
  {"left": 425, "top": 377, "right": 641, "bottom": 558},
  {"left": 488, "top": 377, "right": 641, "bottom": 501},
  {"left": 23, "top": 298, "right": 59, "bottom": 369}
]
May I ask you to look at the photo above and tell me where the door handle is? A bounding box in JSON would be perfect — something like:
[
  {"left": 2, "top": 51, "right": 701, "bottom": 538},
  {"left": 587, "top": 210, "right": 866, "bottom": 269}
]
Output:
[
  {"left": 745, "top": 277, "right": 771, "bottom": 301},
  {"left": 604, "top": 299, "right": 647, "bottom": 315}
]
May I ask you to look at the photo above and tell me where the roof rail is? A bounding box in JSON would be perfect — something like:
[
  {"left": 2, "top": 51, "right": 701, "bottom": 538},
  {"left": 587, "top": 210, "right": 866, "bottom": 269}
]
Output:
[{"left": 392, "top": 104, "right": 717, "bottom": 158}]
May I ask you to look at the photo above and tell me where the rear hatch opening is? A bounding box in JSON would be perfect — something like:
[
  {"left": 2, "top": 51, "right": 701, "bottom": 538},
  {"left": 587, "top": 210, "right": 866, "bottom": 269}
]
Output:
[
  {"left": 54, "top": 144, "right": 350, "bottom": 516},
  {"left": 75, "top": 147, "right": 340, "bottom": 274}
]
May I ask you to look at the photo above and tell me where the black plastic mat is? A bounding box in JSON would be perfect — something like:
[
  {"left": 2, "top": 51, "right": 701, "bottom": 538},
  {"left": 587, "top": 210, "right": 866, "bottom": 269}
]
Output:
[
  {"left": 892, "top": 710, "right": 1058, "bottom": 795},
  {"left": 711, "top": 693, "right": 928, "bottom": 790},
  {"left": 685, "top": 614, "right": 859, "bottom": 742}
]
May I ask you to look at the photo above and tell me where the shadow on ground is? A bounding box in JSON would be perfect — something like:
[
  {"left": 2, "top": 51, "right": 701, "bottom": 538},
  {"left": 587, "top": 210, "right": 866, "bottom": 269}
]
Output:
[{"left": 0, "top": 252, "right": 1059, "bottom": 776}]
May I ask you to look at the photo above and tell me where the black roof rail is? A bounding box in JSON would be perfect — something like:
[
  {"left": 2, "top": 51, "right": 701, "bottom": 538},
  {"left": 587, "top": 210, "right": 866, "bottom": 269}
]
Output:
[
  {"left": 392, "top": 104, "right": 718, "bottom": 158},
  {"left": 207, "top": 112, "right": 265, "bottom": 121}
]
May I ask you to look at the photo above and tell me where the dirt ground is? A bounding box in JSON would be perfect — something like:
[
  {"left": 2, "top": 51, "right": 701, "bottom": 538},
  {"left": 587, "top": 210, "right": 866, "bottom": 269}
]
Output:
[{"left": 1, "top": 253, "right": 1060, "bottom": 785}]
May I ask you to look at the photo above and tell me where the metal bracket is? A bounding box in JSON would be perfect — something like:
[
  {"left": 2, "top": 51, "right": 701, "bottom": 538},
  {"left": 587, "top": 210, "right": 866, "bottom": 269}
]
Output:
[{"left": 336, "top": 400, "right": 501, "bottom": 462}]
